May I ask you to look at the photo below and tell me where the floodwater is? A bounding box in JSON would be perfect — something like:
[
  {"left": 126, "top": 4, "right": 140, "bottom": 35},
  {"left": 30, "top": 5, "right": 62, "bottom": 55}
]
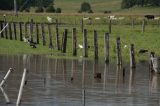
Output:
[{"left": 0, "top": 54, "right": 160, "bottom": 106}]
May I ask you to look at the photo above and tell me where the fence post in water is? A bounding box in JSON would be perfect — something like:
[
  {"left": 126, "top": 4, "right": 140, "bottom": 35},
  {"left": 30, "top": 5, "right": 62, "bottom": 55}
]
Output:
[
  {"left": 109, "top": 19, "right": 112, "bottom": 33},
  {"left": 81, "top": 19, "right": 84, "bottom": 33},
  {"left": 149, "top": 52, "right": 155, "bottom": 71},
  {"left": 104, "top": 33, "right": 109, "bottom": 63},
  {"left": 16, "top": 68, "right": 28, "bottom": 106},
  {"left": 130, "top": 44, "right": 136, "bottom": 68},
  {"left": 41, "top": 23, "right": 46, "bottom": 46},
  {"left": 55, "top": 19, "right": 60, "bottom": 50},
  {"left": 8, "top": 22, "right": 12, "bottom": 40},
  {"left": 72, "top": 28, "right": 77, "bottom": 56},
  {"left": 0, "top": 21, "right": 4, "bottom": 38},
  {"left": 142, "top": 19, "right": 145, "bottom": 33},
  {"left": 0, "top": 68, "right": 14, "bottom": 87},
  {"left": 83, "top": 29, "right": 88, "bottom": 57},
  {"left": 116, "top": 37, "right": 122, "bottom": 65},
  {"left": 35, "top": 23, "right": 39, "bottom": 44},
  {"left": 19, "top": 22, "right": 23, "bottom": 41},
  {"left": 94, "top": 30, "right": 98, "bottom": 60},
  {"left": 13, "top": 22, "right": 17, "bottom": 40},
  {"left": 62, "top": 29, "right": 68, "bottom": 53},
  {"left": 30, "top": 19, "right": 33, "bottom": 42},
  {"left": 48, "top": 23, "right": 53, "bottom": 49}
]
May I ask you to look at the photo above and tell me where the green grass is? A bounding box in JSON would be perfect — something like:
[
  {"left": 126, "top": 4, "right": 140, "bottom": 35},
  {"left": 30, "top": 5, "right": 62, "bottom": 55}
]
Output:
[{"left": 0, "top": 14, "right": 160, "bottom": 62}]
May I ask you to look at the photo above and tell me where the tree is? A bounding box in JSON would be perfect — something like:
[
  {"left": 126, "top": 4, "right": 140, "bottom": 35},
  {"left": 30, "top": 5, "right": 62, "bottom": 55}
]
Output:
[
  {"left": 80, "top": 2, "right": 92, "bottom": 12},
  {"left": 56, "top": 8, "right": 61, "bottom": 13},
  {"left": 46, "top": 5, "right": 55, "bottom": 13}
]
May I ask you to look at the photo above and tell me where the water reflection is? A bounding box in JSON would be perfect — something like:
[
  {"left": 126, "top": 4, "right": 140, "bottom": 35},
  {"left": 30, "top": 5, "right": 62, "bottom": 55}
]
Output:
[{"left": 0, "top": 55, "right": 160, "bottom": 106}]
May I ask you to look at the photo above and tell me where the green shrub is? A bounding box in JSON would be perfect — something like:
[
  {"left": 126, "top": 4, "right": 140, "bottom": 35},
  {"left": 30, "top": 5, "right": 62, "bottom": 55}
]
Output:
[
  {"left": 35, "top": 7, "right": 44, "bottom": 13},
  {"left": 46, "top": 5, "right": 55, "bottom": 13},
  {"left": 80, "top": 2, "right": 91, "bottom": 12},
  {"left": 56, "top": 8, "right": 61, "bottom": 13}
]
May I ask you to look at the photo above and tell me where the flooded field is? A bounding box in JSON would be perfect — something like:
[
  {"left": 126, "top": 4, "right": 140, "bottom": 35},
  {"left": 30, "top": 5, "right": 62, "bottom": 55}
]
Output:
[{"left": 0, "top": 54, "right": 160, "bottom": 106}]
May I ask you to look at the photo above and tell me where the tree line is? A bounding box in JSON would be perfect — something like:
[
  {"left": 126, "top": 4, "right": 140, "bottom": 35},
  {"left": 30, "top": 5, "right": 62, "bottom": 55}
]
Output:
[
  {"left": 0, "top": 0, "right": 54, "bottom": 11},
  {"left": 121, "top": 0, "right": 160, "bottom": 9}
]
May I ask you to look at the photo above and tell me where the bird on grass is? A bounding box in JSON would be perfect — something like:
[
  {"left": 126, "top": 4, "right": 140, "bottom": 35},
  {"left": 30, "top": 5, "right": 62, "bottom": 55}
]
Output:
[{"left": 138, "top": 49, "right": 148, "bottom": 54}]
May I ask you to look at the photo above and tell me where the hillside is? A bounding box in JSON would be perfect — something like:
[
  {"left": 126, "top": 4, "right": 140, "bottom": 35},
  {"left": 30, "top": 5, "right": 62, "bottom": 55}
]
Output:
[
  {"left": 54, "top": 0, "right": 122, "bottom": 13},
  {"left": 54, "top": 0, "right": 160, "bottom": 14}
]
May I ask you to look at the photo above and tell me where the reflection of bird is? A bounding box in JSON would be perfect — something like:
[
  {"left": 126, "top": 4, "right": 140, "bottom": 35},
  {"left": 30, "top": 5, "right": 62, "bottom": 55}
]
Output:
[
  {"left": 47, "top": 16, "right": 52, "bottom": 23},
  {"left": 139, "top": 49, "right": 148, "bottom": 54},
  {"left": 78, "top": 44, "right": 83, "bottom": 49}
]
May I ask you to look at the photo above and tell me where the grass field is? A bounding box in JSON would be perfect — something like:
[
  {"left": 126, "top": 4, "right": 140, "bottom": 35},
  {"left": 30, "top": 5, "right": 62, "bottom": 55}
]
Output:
[{"left": 0, "top": 14, "right": 160, "bottom": 62}]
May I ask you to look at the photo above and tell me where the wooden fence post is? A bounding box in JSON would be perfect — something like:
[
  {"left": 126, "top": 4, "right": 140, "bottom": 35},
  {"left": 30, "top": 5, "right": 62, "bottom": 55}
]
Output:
[
  {"left": 30, "top": 19, "right": 33, "bottom": 42},
  {"left": 35, "top": 23, "right": 39, "bottom": 44},
  {"left": 62, "top": 29, "right": 68, "bottom": 53},
  {"left": 4, "top": 22, "right": 8, "bottom": 39},
  {"left": 24, "top": 22, "right": 28, "bottom": 38},
  {"left": 72, "top": 28, "right": 77, "bottom": 56},
  {"left": 130, "top": 44, "right": 136, "bottom": 68},
  {"left": 41, "top": 23, "right": 46, "bottom": 46},
  {"left": 13, "top": 22, "right": 17, "bottom": 40},
  {"left": 142, "top": 19, "right": 145, "bottom": 33},
  {"left": 8, "top": 22, "right": 12, "bottom": 40},
  {"left": 116, "top": 37, "right": 122, "bottom": 65},
  {"left": 83, "top": 29, "right": 88, "bottom": 57},
  {"left": 48, "top": 23, "right": 53, "bottom": 49},
  {"left": 104, "top": 33, "right": 109, "bottom": 63},
  {"left": 81, "top": 19, "right": 84, "bottom": 33},
  {"left": 109, "top": 19, "right": 112, "bottom": 33},
  {"left": 94, "top": 30, "right": 98, "bottom": 60},
  {"left": 0, "top": 21, "right": 4, "bottom": 38},
  {"left": 55, "top": 19, "right": 60, "bottom": 50},
  {"left": 19, "top": 22, "right": 23, "bottom": 41}
]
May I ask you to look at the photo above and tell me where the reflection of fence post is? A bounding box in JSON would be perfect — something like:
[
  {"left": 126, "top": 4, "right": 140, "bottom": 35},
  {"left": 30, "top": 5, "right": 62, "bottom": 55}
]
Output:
[
  {"left": 41, "top": 23, "right": 46, "bottom": 46},
  {"left": 62, "top": 29, "right": 68, "bottom": 53},
  {"left": 56, "top": 19, "right": 60, "bottom": 50},
  {"left": 0, "top": 68, "right": 14, "bottom": 87},
  {"left": 83, "top": 29, "right": 88, "bottom": 57},
  {"left": 13, "top": 22, "right": 17, "bottom": 40},
  {"left": 8, "top": 22, "right": 12, "bottom": 40},
  {"left": 149, "top": 52, "right": 155, "bottom": 72},
  {"left": 48, "top": 23, "right": 53, "bottom": 48},
  {"left": 16, "top": 68, "right": 28, "bottom": 106},
  {"left": 35, "top": 23, "right": 39, "bottom": 44},
  {"left": 116, "top": 37, "right": 122, "bottom": 65},
  {"left": 130, "top": 44, "right": 136, "bottom": 68},
  {"left": 72, "top": 28, "right": 77, "bottom": 56},
  {"left": 104, "top": 33, "right": 109, "bottom": 63},
  {"left": 94, "top": 30, "right": 98, "bottom": 60},
  {"left": 0, "top": 87, "right": 10, "bottom": 104},
  {"left": 19, "top": 22, "right": 23, "bottom": 41}
]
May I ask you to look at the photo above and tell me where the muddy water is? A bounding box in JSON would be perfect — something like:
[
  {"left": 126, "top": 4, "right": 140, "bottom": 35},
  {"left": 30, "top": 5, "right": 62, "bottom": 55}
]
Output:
[{"left": 0, "top": 55, "right": 160, "bottom": 106}]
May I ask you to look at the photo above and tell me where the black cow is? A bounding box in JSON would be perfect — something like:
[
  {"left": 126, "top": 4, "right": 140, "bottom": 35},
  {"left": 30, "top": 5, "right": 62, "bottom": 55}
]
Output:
[{"left": 144, "top": 15, "right": 155, "bottom": 20}]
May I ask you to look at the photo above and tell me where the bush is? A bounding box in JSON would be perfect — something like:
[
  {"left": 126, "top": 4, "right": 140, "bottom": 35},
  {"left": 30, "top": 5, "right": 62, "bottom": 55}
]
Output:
[
  {"left": 88, "top": 9, "right": 93, "bottom": 13},
  {"left": 24, "top": 8, "right": 30, "bottom": 12},
  {"left": 78, "top": 10, "right": 82, "bottom": 13},
  {"left": 56, "top": 8, "right": 61, "bottom": 13},
  {"left": 46, "top": 5, "right": 55, "bottom": 13},
  {"left": 80, "top": 2, "right": 91, "bottom": 12},
  {"left": 35, "top": 7, "right": 44, "bottom": 13},
  {"left": 104, "top": 10, "right": 111, "bottom": 14}
]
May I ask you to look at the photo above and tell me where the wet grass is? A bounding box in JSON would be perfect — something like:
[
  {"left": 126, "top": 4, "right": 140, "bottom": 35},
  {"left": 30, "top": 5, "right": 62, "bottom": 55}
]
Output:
[{"left": 0, "top": 15, "right": 160, "bottom": 62}]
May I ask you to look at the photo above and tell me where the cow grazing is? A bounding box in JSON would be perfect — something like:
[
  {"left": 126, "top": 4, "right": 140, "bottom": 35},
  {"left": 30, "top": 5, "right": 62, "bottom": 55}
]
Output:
[{"left": 144, "top": 15, "right": 155, "bottom": 20}]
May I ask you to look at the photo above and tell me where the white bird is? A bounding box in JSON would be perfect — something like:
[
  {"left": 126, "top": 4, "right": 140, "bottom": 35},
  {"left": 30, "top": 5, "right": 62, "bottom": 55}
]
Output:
[
  {"left": 78, "top": 44, "right": 83, "bottom": 49},
  {"left": 118, "top": 17, "right": 125, "bottom": 20},
  {"left": 83, "top": 17, "right": 89, "bottom": 20},
  {"left": 95, "top": 17, "right": 100, "bottom": 20},
  {"left": 23, "top": 37, "right": 29, "bottom": 43},
  {"left": 47, "top": 16, "right": 52, "bottom": 23},
  {"left": 124, "top": 45, "right": 128, "bottom": 48}
]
